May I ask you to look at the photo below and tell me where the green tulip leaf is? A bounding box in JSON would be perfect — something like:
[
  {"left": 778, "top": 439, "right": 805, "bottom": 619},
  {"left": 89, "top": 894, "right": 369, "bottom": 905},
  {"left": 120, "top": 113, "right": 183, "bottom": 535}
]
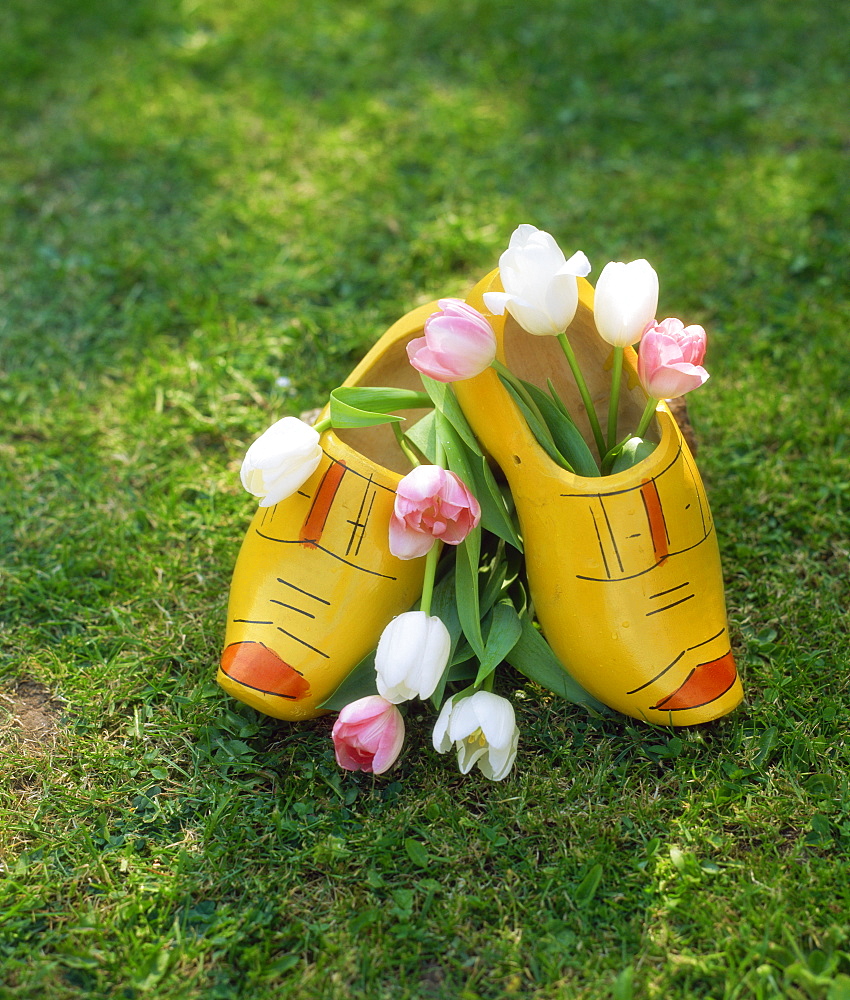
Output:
[
  {"left": 446, "top": 660, "right": 478, "bottom": 684},
  {"left": 505, "top": 616, "right": 613, "bottom": 714},
  {"left": 450, "top": 641, "right": 474, "bottom": 666},
  {"left": 469, "top": 453, "right": 523, "bottom": 551},
  {"left": 329, "top": 386, "right": 432, "bottom": 429},
  {"left": 520, "top": 379, "right": 601, "bottom": 477},
  {"left": 479, "top": 558, "right": 509, "bottom": 616},
  {"left": 498, "top": 376, "right": 573, "bottom": 472},
  {"left": 609, "top": 436, "right": 657, "bottom": 473},
  {"left": 403, "top": 409, "right": 438, "bottom": 463},
  {"left": 428, "top": 567, "right": 468, "bottom": 710},
  {"left": 418, "top": 375, "right": 482, "bottom": 454},
  {"left": 455, "top": 528, "right": 485, "bottom": 662},
  {"left": 474, "top": 600, "right": 523, "bottom": 686},
  {"left": 436, "top": 411, "right": 522, "bottom": 551}
]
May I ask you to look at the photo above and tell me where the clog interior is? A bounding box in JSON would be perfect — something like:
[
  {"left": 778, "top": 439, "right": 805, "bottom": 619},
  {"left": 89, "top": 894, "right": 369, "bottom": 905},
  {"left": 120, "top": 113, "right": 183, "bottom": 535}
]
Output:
[
  {"left": 501, "top": 290, "right": 656, "bottom": 451},
  {"left": 333, "top": 281, "right": 659, "bottom": 476},
  {"left": 333, "top": 336, "right": 431, "bottom": 476}
]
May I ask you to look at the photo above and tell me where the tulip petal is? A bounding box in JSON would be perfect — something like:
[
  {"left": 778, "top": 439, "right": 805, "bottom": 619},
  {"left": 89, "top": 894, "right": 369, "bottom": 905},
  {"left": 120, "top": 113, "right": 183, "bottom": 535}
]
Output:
[
  {"left": 456, "top": 741, "right": 489, "bottom": 775},
  {"left": 544, "top": 272, "right": 580, "bottom": 332},
  {"left": 240, "top": 416, "right": 322, "bottom": 505},
  {"left": 562, "top": 249, "right": 592, "bottom": 277},
  {"left": 432, "top": 698, "right": 455, "bottom": 753},
  {"left": 370, "top": 723, "right": 405, "bottom": 774},
  {"left": 504, "top": 296, "right": 560, "bottom": 337},
  {"left": 477, "top": 732, "right": 519, "bottom": 780},
  {"left": 473, "top": 691, "right": 517, "bottom": 749},
  {"left": 389, "top": 466, "right": 479, "bottom": 558},
  {"left": 332, "top": 696, "right": 405, "bottom": 774},
  {"left": 594, "top": 259, "right": 660, "bottom": 347},
  {"left": 407, "top": 343, "right": 469, "bottom": 383},
  {"left": 375, "top": 612, "right": 450, "bottom": 703},
  {"left": 490, "top": 227, "right": 591, "bottom": 337},
  {"left": 257, "top": 454, "right": 323, "bottom": 506},
  {"left": 388, "top": 513, "right": 436, "bottom": 560},
  {"left": 482, "top": 290, "right": 511, "bottom": 317}
]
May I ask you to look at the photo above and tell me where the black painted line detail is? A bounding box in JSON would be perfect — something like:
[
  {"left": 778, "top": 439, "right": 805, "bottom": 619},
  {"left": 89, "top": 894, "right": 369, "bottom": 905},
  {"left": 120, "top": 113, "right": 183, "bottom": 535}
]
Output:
[
  {"left": 260, "top": 539, "right": 397, "bottom": 580},
  {"left": 650, "top": 582, "right": 690, "bottom": 600},
  {"left": 270, "top": 600, "right": 316, "bottom": 619},
  {"left": 687, "top": 628, "right": 726, "bottom": 652},
  {"left": 599, "top": 497, "right": 624, "bottom": 573},
  {"left": 590, "top": 507, "right": 611, "bottom": 579},
  {"left": 652, "top": 674, "right": 737, "bottom": 712},
  {"left": 628, "top": 651, "right": 685, "bottom": 695},
  {"left": 276, "top": 578, "right": 331, "bottom": 605},
  {"left": 645, "top": 594, "right": 696, "bottom": 616},
  {"left": 574, "top": 527, "right": 715, "bottom": 581},
  {"left": 356, "top": 491, "right": 377, "bottom": 558},
  {"left": 561, "top": 438, "right": 684, "bottom": 500},
  {"left": 346, "top": 475, "right": 374, "bottom": 556},
  {"left": 276, "top": 627, "right": 329, "bottom": 658}
]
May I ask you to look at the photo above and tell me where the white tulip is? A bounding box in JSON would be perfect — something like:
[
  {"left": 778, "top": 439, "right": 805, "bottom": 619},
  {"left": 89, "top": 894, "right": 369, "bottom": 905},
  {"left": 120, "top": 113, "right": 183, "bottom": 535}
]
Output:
[
  {"left": 483, "top": 224, "right": 591, "bottom": 337},
  {"left": 433, "top": 690, "right": 519, "bottom": 781},
  {"left": 593, "top": 258, "right": 659, "bottom": 347},
  {"left": 375, "top": 611, "right": 451, "bottom": 704},
  {"left": 240, "top": 416, "right": 322, "bottom": 507}
]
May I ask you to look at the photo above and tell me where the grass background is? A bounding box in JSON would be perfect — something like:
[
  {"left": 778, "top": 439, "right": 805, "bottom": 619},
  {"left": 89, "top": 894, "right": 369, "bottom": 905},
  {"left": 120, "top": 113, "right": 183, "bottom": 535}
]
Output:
[{"left": 1, "top": 0, "right": 849, "bottom": 997}]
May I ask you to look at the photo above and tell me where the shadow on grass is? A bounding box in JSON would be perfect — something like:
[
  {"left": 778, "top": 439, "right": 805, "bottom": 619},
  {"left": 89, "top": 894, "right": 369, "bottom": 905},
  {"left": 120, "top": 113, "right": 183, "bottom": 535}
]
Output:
[{"left": 4, "top": 0, "right": 848, "bottom": 386}]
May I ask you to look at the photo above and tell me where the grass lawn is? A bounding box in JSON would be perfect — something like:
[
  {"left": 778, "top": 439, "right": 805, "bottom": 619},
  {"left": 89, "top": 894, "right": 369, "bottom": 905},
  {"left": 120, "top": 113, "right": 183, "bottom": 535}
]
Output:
[{"left": 2, "top": 0, "right": 849, "bottom": 997}]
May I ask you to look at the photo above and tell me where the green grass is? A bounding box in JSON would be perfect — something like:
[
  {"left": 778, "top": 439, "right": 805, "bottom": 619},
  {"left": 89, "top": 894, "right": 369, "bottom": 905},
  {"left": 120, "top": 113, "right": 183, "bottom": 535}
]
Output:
[{"left": 2, "top": 0, "right": 850, "bottom": 997}]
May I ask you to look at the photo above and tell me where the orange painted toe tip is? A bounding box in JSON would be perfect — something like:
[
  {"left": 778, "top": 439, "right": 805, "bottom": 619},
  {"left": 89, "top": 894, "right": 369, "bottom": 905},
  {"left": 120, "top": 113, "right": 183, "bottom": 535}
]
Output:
[{"left": 221, "top": 641, "right": 312, "bottom": 701}]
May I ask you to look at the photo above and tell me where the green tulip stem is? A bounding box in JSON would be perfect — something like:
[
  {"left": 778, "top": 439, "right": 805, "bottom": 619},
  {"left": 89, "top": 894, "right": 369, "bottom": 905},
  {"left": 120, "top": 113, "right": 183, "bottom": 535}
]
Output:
[
  {"left": 391, "top": 421, "right": 422, "bottom": 469},
  {"left": 313, "top": 416, "right": 332, "bottom": 434},
  {"left": 418, "top": 436, "right": 447, "bottom": 619},
  {"left": 607, "top": 346, "right": 624, "bottom": 453},
  {"left": 419, "top": 543, "right": 440, "bottom": 619},
  {"left": 635, "top": 397, "right": 659, "bottom": 440},
  {"left": 556, "top": 332, "right": 606, "bottom": 459}
]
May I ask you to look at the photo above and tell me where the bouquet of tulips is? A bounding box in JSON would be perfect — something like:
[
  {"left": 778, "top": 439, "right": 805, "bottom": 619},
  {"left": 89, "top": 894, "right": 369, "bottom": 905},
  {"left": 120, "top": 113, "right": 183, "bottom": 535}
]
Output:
[{"left": 235, "top": 226, "right": 714, "bottom": 781}]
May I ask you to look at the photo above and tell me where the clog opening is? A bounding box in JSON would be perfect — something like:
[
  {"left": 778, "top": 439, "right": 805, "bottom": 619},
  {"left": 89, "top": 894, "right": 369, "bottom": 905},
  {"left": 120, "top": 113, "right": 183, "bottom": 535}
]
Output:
[
  {"left": 333, "top": 337, "right": 431, "bottom": 476},
  {"left": 501, "top": 288, "right": 658, "bottom": 453}
]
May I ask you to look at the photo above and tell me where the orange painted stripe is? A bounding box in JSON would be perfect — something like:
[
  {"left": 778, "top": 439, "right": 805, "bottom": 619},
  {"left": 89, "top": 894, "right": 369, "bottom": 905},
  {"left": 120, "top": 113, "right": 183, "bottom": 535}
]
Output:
[
  {"left": 300, "top": 460, "right": 346, "bottom": 548},
  {"left": 651, "top": 651, "right": 738, "bottom": 711},
  {"left": 221, "top": 642, "right": 310, "bottom": 700},
  {"left": 640, "top": 478, "right": 668, "bottom": 565}
]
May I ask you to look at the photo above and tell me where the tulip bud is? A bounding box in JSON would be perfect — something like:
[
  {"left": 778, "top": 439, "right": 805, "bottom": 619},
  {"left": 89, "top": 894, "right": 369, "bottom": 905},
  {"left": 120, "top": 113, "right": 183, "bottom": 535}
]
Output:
[
  {"left": 433, "top": 690, "right": 519, "bottom": 781},
  {"left": 375, "top": 611, "right": 451, "bottom": 704},
  {"left": 389, "top": 465, "right": 481, "bottom": 560},
  {"left": 593, "top": 259, "right": 659, "bottom": 348},
  {"left": 638, "top": 318, "right": 710, "bottom": 399},
  {"left": 407, "top": 299, "right": 496, "bottom": 383},
  {"left": 332, "top": 696, "right": 405, "bottom": 774},
  {"left": 240, "top": 416, "right": 322, "bottom": 507},
  {"left": 483, "top": 224, "right": 591, "bottom": 337}
]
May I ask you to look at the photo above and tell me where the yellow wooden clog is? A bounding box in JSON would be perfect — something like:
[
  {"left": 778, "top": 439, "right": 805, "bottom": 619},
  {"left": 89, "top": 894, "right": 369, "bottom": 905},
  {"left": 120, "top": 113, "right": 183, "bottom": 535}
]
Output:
[
  {"left": 219, "top": 304, "right": 436, "bottom": 720},
  {"left": 454, "top": 270, "right": 744, "bottom": 726}
]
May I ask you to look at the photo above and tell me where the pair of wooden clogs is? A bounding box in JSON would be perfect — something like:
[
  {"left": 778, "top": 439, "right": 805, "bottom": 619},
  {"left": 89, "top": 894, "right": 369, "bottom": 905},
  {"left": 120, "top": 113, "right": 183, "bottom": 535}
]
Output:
[{"left": 219, "top": 270, "right": 743, "bottom": 727}]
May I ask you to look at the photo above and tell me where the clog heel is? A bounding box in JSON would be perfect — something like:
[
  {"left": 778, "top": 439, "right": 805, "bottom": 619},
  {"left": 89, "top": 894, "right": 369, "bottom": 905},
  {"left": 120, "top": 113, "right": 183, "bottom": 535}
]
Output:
[
  {"left": 454, "top": 270, "right": 743, "bottom": 726},
  {"left": 219, "top": 304, "right": 436, "bottom": 720}
]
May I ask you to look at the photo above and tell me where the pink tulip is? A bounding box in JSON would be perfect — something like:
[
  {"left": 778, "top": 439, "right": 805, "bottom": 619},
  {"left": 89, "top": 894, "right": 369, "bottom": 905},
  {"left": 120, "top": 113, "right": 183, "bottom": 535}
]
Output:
[
  {"left": 407, "top": 299, "right": 496, "bottom": 383},
  {"left": 637, "top": 317, "right": 710, "bottom": 399},
  {"left": 389, "top": 465, "right": 481, "bottom": 560},
  {"left": 332, "top": 695, "right": 405, "bottom": 774}
]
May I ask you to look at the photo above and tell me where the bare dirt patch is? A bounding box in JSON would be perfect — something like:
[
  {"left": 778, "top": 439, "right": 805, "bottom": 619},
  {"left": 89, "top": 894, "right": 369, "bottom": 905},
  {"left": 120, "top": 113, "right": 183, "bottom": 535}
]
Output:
[{"left": 0, "top": 679, "right": 63, "bottom": 746}]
